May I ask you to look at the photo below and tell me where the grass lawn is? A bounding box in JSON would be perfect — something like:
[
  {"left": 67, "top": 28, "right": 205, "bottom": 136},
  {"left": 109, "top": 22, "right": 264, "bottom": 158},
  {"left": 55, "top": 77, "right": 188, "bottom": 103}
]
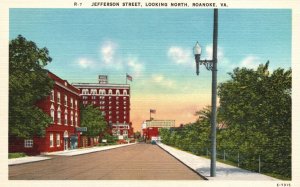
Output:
[{"left": 9, "top": 152, "right": 27, "bottom": 159}]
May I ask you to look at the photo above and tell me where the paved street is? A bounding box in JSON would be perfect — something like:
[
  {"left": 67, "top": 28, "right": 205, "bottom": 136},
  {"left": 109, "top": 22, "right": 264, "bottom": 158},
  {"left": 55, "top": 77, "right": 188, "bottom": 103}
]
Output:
[{"left": 9, "top": 143, "right": 204, "bottom": 180}]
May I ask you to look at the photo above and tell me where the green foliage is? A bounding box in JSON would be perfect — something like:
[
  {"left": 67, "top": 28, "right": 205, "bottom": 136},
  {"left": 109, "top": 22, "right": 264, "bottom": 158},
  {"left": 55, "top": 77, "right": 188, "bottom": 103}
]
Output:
[
  {"left": 9, "top": 35, "right": 53, "bottom": 139},
  {"left": 160, "top": 62, "right": 291, "bottom": 179},
  {"left": 80, "top": 104, "right": 107, "bottom": 138},
  {"left": 134, "top": 131, "right": 141, "bottom": 138},
  {"left": 218, "top": 62, "right": 291, "bottom": 177},
  {"left": 9, "top": 152, "right": 27, "bottom": 159},
  {"left": 102, "top": 133, "right": 118, "bottom": 143}
]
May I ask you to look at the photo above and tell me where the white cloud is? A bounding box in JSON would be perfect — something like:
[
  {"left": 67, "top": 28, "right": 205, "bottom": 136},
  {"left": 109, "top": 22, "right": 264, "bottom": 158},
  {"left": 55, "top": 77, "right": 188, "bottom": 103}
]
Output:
[
  {"left": 203, "top": 44, "right": 224, "bottom": 60},
  {"left": 168, "top": 47, "right": 192, "bottom": 64},
  {"left": 152, "top": 74, "right": 174, "bottom": 88},
  {"left": 76, "top": 40, "right": 145, "bottom": 76},
  {"left": 77, "top": 58, "right": 94, "bottom": 69},
  {"left": 101, "top": 41, "right": 117, "bottom": 64},
  {"left": 240, "top": 55, "right": 261, "bottom": 69},
  {"left": 153, "top": 74, "right": 164, "bottom": 83},
  {"left": 127, "top": 57, "right": 144, "bottom": 77}
]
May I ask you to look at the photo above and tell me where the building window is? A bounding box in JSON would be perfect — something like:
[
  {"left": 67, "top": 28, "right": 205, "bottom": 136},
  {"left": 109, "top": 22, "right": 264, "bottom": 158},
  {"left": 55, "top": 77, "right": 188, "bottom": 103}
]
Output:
[
  {"left": 75, "top": 112, "right": 78, "bottom": 127},
  {"left": 57, "top": 107, "right": 61, "bottom": 124},
  {"left": 123, "top": 90, "right": 127, "bottom": 95},
  {"left": 24, "top": 139, "right": 33, "bottom": 148},
  {"left": 108, "top": 89, "right": 112, "bottom": 95},
  {"left": 75, "top": 100, "right": 78, "bottom": 109},
  {"left": 70, "top": 98, "right": 73, "bottom": 108},
  {"left": 116, "top": 97, "right": 119, "bottom": 100},
  {"left": 116, "top": 101, "right": 119, "bottom": 105},
  {"left": 50, "top": 133, "right": 54, "bottom": 147},
  {"left": 123, "top": 97, "right": 126, "bottom": 100},
  {"left": 92, "top": 96, "right": 96, "bottom": 100},
  {"left": 64, "top": 95, "right": 68, "bottom": 106},
  {"left": 50, "top": 90, "right": 54, "bottom": 102},
  {"left": 91, "top": 89, "right": 97, "bottom": 95},
  {"left": 50, "top": 110, "right": 55, "bottom": 123},
  {"left": 123, "top": 130, "right": 128, "bottom": 135},
  {"left": 82, "top": 89, "right": 89, "bottom": 95},
  {"left": 124, "top": 111, "right": 126, "bottom": 114},
  {"left": 56, "top": 134, "right": 60, "bottom": 147},
  {"left": 124, "top": 116, "right": 126, "bottom": 119},
  {"left": 64, "top": 110, "right": 68, "bottom": 125},
  {"left": 116, "top": 90, "right": 120, "bottom": 95},
  {"left": 71, "top": 111, "right": 74, "bottom": 126},
  {"left": 57, "top": 92, "right": 61, "bottom": 104},
  {"left": 99, "top": 89, "right": 105, "bottom": 95}
]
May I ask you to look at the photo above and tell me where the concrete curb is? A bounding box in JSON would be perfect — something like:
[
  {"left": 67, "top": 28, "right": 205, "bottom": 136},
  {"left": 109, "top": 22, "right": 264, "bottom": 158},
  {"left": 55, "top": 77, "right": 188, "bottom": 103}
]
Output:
[
  {"left": 44, "top": 142, "right": 137, "bottom": 156},
  {"left": 156, "top": 143, "right": 208, "bottom": 180},
  {"left": 9, "top": 156, "right": 51, "bottom": 166}
]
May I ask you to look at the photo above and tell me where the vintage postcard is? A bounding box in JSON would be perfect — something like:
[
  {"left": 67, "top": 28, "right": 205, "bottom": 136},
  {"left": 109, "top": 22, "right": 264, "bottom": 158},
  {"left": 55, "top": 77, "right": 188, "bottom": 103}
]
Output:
[{"left": 0, "top": 0, "right": 299, "bottom": 187}]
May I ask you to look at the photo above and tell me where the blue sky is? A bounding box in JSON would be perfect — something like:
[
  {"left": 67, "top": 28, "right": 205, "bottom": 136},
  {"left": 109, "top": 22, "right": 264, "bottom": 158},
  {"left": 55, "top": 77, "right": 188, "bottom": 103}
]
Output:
[{"left": 9, "top": 9, "right": 291, "bottom": 129}]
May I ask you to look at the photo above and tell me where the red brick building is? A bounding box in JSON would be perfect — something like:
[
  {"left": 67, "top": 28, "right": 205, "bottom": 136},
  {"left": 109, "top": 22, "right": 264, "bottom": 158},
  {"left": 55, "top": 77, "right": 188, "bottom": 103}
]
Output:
[
  {"left": 9, "top": 71, "right": 81, "bottom": 155},
  {"left": 72, "top": 75, "right": 134, "bottom": 140},
  {"left": 142, "top": 120, "right": 175, "bottom": 141}
]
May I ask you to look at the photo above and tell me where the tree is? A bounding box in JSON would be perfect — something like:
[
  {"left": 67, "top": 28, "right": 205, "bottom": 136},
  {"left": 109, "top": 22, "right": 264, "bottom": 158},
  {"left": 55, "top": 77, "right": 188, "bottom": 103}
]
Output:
[
  {"left": 9, "top": 35, "right": 53, "bottom": 138},
  {"left": 134, "top": 131, "right": 141, "bottom": 139},
  {"left": 80, "top": 104, "right": 107, "bottom": 138},
  {"left": 160, "top": 61, "right": 291, "bottom": 179},
  {"left": 218, "top": 61, "right": 291, "bottom": 177},
  {"left": 102, "top": 133, "right": 118, "bottom": 143}
]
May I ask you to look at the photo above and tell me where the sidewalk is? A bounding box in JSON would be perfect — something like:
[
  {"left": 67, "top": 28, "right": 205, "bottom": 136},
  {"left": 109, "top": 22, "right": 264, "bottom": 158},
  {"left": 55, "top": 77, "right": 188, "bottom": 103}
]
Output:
[
  {"left": 44, "top": 142, "right": 136, "bottom": 156},
  {"left": 9, "top": 143, "right": 136, "bottom": 165},
  {"left": 157, "top": 142, "right": 279, "bottom": 181},
  {"left": 8, "top": 156, "right": 51, "bottom": 166}
]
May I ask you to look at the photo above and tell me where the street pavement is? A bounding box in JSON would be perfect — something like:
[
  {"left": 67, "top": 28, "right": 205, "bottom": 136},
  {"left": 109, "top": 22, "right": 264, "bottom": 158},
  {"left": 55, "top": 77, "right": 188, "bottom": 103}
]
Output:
[
  {"left": 157, "top": 142, "right": 279, "bottom": 180},
  {"left": 9, "top": 143, "right": 204, "bottom": 180}
]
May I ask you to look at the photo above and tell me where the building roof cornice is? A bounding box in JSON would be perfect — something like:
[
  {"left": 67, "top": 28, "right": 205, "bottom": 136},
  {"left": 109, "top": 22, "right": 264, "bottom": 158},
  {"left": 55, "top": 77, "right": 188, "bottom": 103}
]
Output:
[
  {"left": 55, "top": 81, "right": 80, "bottom": 96},
  {"left": 72, "top": 83, "right": 130, "bottom": 89}
]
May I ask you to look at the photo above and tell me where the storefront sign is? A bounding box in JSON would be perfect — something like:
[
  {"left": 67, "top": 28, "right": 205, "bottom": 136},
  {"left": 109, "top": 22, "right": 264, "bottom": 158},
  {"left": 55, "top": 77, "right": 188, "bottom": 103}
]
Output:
[{"left": 76, "top": 127, "right": 87, "bottom": 132}]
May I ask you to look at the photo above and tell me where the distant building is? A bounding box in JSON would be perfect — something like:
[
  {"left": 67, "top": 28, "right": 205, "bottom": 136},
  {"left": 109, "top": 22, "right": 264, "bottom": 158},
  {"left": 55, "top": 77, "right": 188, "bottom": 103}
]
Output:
[
  {"left": 72, "top": 75, "right": 133, "bottom": 139},
  {"left": 142, "top": 120, "right": 175, "bottom": 141},
  {"left": 9, "top": 71, "right": 81, "bottom": 155}
]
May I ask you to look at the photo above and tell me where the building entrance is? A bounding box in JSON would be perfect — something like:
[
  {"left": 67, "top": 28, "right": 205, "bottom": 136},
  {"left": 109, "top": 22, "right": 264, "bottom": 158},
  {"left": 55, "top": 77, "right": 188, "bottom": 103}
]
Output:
[{"left": 63, "top": 130, "right": 69, "bottom": 150}]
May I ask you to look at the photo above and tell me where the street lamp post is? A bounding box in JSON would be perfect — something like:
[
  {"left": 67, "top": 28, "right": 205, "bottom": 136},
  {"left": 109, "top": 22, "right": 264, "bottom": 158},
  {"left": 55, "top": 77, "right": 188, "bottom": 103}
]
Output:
[{"left": 193, "top": 9, "right": 218, "bottom": 177}]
